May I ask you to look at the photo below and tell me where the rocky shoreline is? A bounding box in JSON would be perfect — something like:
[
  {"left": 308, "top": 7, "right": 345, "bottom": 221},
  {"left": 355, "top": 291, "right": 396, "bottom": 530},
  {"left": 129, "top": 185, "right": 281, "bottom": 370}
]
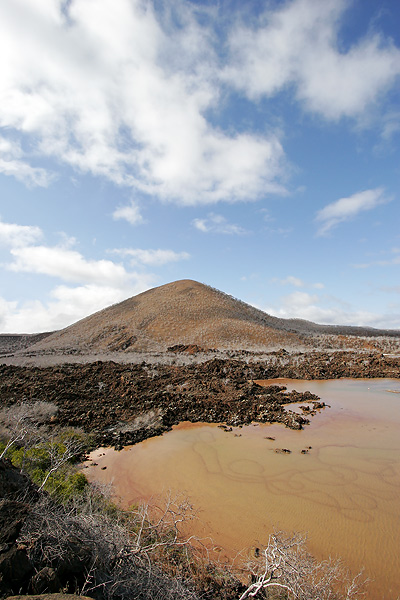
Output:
[{"left": 0, "top": 351, "right": 399, "bottom": 449}]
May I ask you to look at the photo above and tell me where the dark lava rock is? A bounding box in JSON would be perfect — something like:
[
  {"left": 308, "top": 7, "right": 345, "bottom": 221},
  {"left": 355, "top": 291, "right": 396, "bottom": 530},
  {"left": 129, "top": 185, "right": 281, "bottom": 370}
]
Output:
[
  {"left": 0, "top": 460, "right": 36, "bottom": 598},
  {"left": 0, "top": 500, "right": 30, "bottom": 546},
  {"left": 1, "top": 351, "right": 397, "bottom": 449},
  {"left": 30, "top": 567, "right": 61, "bottom": 595},
  {"left": 0, "top": 461, "right": 93, "bottom": 598},
  {"left": 0, "top": 459, "right": 38, "bottom": 501},
  {"left": 0, "top": 545, "right": 33, "bottom": 598},
  {"left": 0, "top": 360, "right": 326, "bottom": 448}
]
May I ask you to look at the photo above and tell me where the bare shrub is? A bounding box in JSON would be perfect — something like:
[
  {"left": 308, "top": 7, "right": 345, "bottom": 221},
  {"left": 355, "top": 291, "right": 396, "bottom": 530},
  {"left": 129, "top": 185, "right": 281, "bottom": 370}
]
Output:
[
  {"left": 20, "top": 487, "right": 200, "bottom": 600},
  {"left": 0, "top": 401, "right": 57, "bottom": 459},
  {"left": 13, "top": 472, "right": 368, "bottom": 600},
  {"left": 239, "top": 531, "right": 368, "bottom": 600}
]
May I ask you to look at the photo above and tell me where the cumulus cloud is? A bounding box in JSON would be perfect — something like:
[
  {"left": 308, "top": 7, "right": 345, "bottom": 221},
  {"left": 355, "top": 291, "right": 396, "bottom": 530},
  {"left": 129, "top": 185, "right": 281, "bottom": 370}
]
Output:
[
  {"left": 0, "top": 136, "right": 53, "bottom": 187},
  {"left": 265, "top": 290, "right": 399, "bottom": 329},
  {"left": 112, "top": 201, "right": 144, "bottom": 226},
  {"left": 9, "top": 245, "right": 132, "bottom": 287},
  {"left": 0, "top": 158, "right": 53, "bottom": 188},
  {"left": 0, "top": 0, "right": 286, "bottom": 204},
  {"left": 0, "top": 230, "right": 158, "bottom": 332},
  {"left": 111, "top": 248, "right": 190, "bottom": 266},
  {"left": 0, "top": 280, "right": 154, "bottom": 333},
  {"left": 224, "top": 0, "right": 400, "bottom": 121},
  {"left": 0, "top": 215, "right": 163, "bottom": 332},
  {"left": 315, "top": 188, "right": 388, "bottom": 235},
  {"left": 192, "top": 213, "right": 248, "bottom": 234},
  {"left": 1, "top": 1, "right": 398, "bottom": 203},
  {"left": 0, "top": 218, "right": 43, "bottom": 248}
]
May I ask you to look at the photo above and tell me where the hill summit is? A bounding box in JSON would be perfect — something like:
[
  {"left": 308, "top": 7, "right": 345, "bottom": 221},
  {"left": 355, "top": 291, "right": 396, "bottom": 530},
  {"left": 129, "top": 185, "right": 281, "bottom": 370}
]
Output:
[
  {"left": 27, "top": 279, "right": 399, "bottom": 356},
  {"left": 29, "top": 279, "right": 302, "bottom": 354}
]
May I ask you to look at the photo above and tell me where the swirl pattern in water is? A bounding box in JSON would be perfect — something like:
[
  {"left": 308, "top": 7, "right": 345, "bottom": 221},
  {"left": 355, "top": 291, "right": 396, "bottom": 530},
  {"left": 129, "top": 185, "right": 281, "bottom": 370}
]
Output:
[{"left": 86, "top": 379, "right": 400, "bottom": 600}]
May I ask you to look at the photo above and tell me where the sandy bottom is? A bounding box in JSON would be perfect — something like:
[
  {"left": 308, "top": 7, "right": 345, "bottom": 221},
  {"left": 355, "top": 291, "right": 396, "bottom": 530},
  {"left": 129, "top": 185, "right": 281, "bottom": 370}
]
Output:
[{"left": 86, "top": 379, "right": 400, "bottom": 600}]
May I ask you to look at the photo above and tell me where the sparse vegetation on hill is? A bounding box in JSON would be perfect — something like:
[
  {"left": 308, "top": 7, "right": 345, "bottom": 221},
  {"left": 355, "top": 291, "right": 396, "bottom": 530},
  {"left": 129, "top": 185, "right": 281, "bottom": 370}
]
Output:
[
  {"left": 3, "top": 280, "right": 398, "bottom": 360},
  {"left": 0, "top": 333, "right": 53, "bottom": 356}
]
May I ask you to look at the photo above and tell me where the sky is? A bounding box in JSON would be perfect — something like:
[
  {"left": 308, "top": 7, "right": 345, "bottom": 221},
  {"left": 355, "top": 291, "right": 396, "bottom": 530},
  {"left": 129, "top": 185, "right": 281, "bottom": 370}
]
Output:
[{"left": 0, "top": 0, "right": 400, "bottom": 334}]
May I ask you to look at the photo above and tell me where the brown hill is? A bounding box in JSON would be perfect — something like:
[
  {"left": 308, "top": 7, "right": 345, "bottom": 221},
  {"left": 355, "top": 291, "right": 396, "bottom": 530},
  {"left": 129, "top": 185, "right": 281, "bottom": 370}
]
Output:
[
  {"left": 27, "top": 279, "right": 302, "bottom": 353},
  {"left": 26, "top": 279, "right": 400, "bottom": 355}
]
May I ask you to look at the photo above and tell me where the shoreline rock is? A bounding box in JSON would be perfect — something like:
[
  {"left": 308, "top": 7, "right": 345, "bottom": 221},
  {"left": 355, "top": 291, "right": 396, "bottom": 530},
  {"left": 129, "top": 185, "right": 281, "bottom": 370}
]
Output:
[{"left": 0, "top": 352, "right": 398, "bottom": 449}]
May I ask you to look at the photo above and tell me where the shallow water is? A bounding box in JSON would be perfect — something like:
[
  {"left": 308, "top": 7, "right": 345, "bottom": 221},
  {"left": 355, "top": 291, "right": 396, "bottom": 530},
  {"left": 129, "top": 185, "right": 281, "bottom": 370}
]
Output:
[{"left": 86, "top": 379, "right": 400, "bottom": 599}]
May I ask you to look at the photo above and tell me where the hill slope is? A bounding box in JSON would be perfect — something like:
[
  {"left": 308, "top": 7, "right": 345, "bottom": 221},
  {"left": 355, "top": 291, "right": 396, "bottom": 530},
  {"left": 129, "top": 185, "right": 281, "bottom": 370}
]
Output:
[
  {"left": 27, "top": 279, "right": 399, "bottom": 355},
  {"left": 0, "top": 332, "right": 53, "bottom": 355},
  {"left": 28, "top": 280, "right": 302, "bottom": 353}
]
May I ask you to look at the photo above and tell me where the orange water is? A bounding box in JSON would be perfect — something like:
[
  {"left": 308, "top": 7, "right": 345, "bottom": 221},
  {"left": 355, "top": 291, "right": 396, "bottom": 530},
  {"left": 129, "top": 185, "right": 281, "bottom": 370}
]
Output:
[{"left": 86, "top": 379, "right": 400, "bottom": 599}]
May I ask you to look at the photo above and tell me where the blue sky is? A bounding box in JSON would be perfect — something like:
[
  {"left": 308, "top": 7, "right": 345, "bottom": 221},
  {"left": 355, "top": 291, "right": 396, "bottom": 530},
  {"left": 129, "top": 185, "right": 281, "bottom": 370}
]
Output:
[{"left": 0, "top": 0, "right": 400, "bottom": 333}]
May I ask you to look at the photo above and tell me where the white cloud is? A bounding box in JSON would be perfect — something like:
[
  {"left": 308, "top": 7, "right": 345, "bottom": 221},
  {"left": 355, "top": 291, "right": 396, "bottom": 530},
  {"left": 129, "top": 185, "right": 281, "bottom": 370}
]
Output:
[
  {"left": 111, "top": 248, "right": 190, "bottom": 266},
  {"left": 0, "top": 136, "right": 53, "bottom": 187},
  {"left": 354, "top": 247, "right": 400, "bottom": 269},
  {"left": 381, "top": 111, "right": 400, "bottom": 141},
  {"left": 0, "top": 279, "right": 154, "bottom": 333},
  {"left": 273, "top": 275, "right": 324, "bottom": 289},
  {"left": 0, "top": 216, "right": 161, "bottom": 333},
  {"left": 0, "top": 223, "right": 157, "bottom": 332},
  {"left": 224, "top": 0, "right": 400, "bottom": 121},
  {"left": 192, "top": 213, "right": 247, "bottom": 234},
  {"left": 0, "top": 0, "right": 286, "bottom": 204},
  {"left": 265, "top": 226, "right": 293, "bottom": 237},
  {"left": 0, "top": 158, "right": 53, "bottom": 188},
  {"left": 283, "top": 291, "right": 320, "bottom": 313},
  {"left": 112, "top": 201, "right": 144, "bottom": 226},
  {"left": 265, "top": 290, "right": 399, "bottom": 329},
  {"left": 280, "top": 276, "right": 304, "bottom": 287},
  {"left": 0, "top": 219, "right": 43, "bottom": 248},
  {"left": 0, "top": 0, "right": 398, "bottom": 204},
  {"left": 9, "top": 245, "right": 131, "bottom": 287},
  {"left": 315, "top": 188, "right": 388, "bottom": 236}
]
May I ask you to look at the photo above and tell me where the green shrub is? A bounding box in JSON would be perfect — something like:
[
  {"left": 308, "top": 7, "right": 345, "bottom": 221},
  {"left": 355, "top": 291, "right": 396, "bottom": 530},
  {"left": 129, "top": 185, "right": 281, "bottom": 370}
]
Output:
[
  {"left": 43, "top": 469, "right": 88, "bottom": 502},
  {"left": 0, "top": 427, "right": 89, "bottom": 503}
]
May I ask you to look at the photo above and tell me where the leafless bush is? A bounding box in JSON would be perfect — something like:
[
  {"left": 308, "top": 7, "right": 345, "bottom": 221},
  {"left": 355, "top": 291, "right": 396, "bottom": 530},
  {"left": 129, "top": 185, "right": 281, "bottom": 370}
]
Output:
[
  {"left": 0, "top": 401, "right": 58, "bottom": 458},
  {"left": 14, "top": 473, "right": 368, "bottom": 600},
  {"left": 20, "top": 487, "right": 200, "bottom": 600},
  {"left": 239, "top": 531, "right": 368, "bottom": 600}
]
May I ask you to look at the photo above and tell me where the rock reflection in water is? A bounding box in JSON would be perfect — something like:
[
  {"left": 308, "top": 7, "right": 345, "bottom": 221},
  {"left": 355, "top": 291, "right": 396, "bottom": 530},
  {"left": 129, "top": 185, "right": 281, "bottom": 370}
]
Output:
[{"left": 86, "top": 379, "right": 400, "bottom": 600}]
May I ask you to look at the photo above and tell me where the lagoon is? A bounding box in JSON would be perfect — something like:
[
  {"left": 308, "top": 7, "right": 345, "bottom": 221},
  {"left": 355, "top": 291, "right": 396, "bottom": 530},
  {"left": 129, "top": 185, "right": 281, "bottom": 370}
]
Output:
[{"left": 87, "top": 379, "right": 400, "bottom": 600}]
